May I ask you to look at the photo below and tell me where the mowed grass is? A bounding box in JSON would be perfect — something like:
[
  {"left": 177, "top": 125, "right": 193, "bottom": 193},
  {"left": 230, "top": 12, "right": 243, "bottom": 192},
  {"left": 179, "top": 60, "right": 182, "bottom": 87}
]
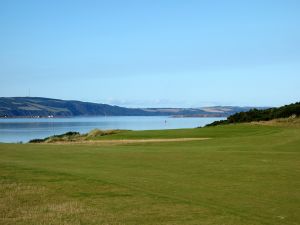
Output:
[{"left": 0, "top": 123, "right": 300, "bottom": 225}]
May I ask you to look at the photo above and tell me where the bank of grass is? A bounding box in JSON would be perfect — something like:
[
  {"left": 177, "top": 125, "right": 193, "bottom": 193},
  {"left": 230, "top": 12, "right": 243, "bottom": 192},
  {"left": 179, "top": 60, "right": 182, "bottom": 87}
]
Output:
[
  {"left": 251, "top": 116, "right": 300, "bottom": 127},
  {"left": 1, "top": 122, "right": 300, "bottom": 225},
  {"left": 29, "top": 129, "right": 124, "bottom": 143}
]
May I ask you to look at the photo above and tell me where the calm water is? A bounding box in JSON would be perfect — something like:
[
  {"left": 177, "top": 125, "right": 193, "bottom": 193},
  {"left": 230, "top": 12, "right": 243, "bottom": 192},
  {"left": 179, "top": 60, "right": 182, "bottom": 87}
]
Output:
[{"left": 0, "top": 116, "right": 224, "bottom": 143}]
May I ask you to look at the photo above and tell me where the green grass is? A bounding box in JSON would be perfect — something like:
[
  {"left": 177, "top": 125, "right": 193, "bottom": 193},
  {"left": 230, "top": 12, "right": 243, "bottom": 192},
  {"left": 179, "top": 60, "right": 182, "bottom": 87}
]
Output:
[
  {"left": 88, "top": 124, "right": 282, "bottom": 140},
  {"left": 1, "top": 123, "right": 300, "bottom": 225}
]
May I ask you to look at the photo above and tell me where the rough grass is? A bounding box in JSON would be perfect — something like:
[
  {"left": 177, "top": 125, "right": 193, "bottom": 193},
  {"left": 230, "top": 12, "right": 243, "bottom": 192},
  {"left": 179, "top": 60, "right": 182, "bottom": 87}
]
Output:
[
  {"left": 251, "top": 116, "right": 300, "bottom": 127},
  {"left": 86, "top": 129, "right": 123, "bottom": 138},
  {"left": 1, "top": 123, "right": 300, "bottom": 225},
  {"left": 29, "top": 129, "right": 124, "bottom": 143}
]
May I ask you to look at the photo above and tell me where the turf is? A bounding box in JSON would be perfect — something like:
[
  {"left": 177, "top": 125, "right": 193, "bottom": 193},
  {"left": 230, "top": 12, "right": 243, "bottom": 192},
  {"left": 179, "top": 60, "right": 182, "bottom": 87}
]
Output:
[{"left": 0, "top": 123, "right": 299, "bottom": 225}]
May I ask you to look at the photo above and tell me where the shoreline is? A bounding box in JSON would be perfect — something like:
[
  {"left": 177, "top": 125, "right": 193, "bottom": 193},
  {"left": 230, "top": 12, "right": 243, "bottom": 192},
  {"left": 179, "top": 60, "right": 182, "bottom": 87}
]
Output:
[{"left": 0, "top": 115, "right": 227, "bottom": 119}]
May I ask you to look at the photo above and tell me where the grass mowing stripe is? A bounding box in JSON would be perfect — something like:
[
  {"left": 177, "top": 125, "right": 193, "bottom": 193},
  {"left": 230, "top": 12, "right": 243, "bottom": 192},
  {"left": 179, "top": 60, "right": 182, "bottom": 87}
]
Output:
[{"left": 0, "top": 162, "right": 277, "bottom": 225}]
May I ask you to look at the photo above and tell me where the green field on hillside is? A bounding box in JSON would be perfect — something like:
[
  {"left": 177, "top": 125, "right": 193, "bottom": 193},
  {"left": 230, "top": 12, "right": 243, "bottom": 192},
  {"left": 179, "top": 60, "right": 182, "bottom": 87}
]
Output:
[{"left": 1, "top": 123, "right": 300, "bottom": 225}]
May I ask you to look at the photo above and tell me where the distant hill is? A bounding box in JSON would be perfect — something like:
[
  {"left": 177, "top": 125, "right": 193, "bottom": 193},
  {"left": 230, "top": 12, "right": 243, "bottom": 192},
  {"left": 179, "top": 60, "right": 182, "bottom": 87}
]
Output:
[
  {"left": 0, "top": 97, "right": 151, "bottom": 117},
  {"left": 0, "top": 97, "right": 263, "bottom": 118},
  {"left": 206, "top": 102, "right": 300, "bottom": 126}
]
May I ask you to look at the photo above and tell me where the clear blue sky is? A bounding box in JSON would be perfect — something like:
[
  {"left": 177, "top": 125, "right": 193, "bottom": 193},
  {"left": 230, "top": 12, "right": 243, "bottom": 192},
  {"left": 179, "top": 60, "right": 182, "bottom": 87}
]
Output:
[{"left": 0, "top": 0, "right": 299, "bottom": 107}]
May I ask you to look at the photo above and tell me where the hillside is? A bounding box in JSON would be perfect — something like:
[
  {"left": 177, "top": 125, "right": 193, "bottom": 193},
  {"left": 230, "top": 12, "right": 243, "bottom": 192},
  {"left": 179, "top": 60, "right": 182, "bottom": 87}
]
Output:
[
  {"left": 0, "top": 97, "right": 258, "bottom": 118},
  {"left": 0, "top": 97, "right": 153, "bottom": 117},
  {"left": 207, "top": 102, "right": 300, "bottom": 126}
]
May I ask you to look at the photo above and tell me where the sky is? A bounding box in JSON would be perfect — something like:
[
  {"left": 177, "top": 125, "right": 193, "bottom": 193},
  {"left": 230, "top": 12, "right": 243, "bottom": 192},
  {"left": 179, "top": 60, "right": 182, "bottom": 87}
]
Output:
[{"left": 0, "top": 0, "right": 299, "bottom": 108}]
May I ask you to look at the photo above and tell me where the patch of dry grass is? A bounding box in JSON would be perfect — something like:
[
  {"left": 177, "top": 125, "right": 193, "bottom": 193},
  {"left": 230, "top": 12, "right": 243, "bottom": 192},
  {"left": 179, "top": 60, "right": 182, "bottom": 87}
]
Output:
[
  {"left": 45, "top": 137, "right": 211, "bottom": 146},
  {"left": 0, "top": 181, "right": 118, "bottom": 225},
  {"left": 251, "top": 116, "right": 300, "bottom": 127},
  {"left": 86, "top": 129, "right": 122, "bottom": 138}
]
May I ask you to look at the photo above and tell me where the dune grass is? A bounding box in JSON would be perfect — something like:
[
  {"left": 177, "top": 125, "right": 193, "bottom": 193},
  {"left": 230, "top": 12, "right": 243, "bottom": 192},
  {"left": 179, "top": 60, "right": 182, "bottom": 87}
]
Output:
[{"left": 0, "top": 123, "right": 300, "bottom": 225}]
